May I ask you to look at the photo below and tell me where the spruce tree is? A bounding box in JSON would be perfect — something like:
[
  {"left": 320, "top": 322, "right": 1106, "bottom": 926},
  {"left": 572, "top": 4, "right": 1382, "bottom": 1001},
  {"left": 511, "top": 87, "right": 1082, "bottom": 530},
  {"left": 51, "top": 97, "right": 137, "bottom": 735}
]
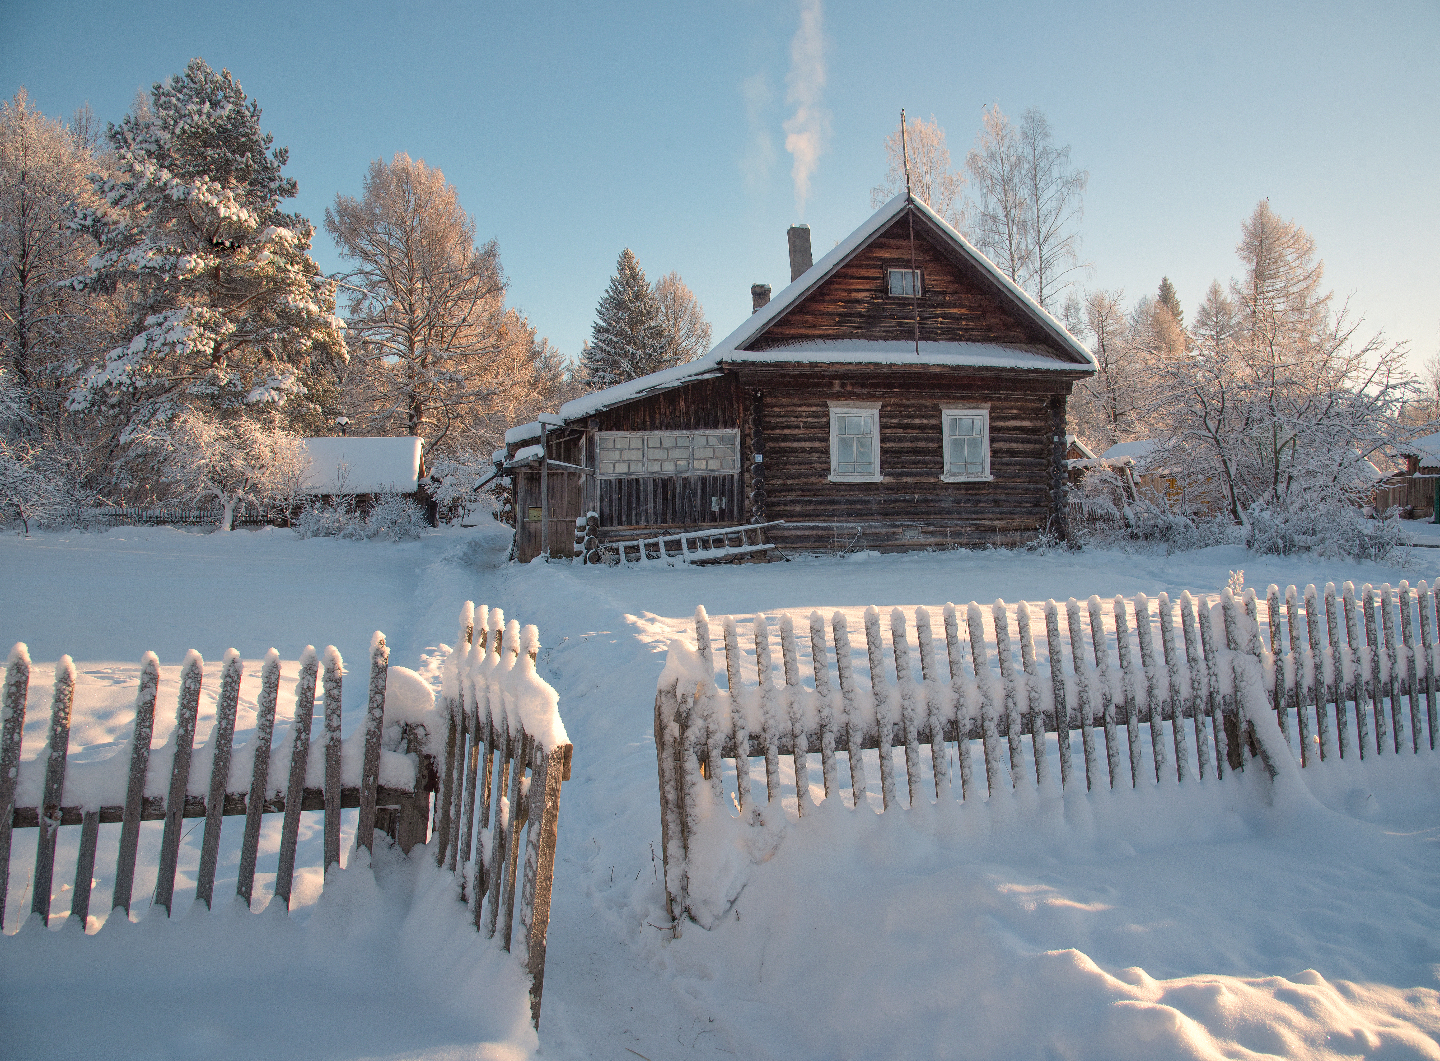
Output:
[
  {"left": 583, "top": 249, "right": 670, "bottom": 387},
  {"left": 1157, "top": 276, "right": 1184, "bottom": 326},
  {"left": 69, "top": 59, "right": 346, "bottom": 437}
]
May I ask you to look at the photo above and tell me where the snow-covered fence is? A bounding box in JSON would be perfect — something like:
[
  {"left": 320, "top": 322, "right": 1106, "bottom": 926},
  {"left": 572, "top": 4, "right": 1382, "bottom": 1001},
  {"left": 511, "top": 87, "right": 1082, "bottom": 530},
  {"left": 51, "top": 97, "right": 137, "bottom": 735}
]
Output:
[
  {"left": 54, "top": 503, "right": 279, "bottom": 528},
  {"left": 430, "top": 602, "right": 572, "bottom": 1028},
  {"left": 655, "top": 581, "right": 1440, "bottom": 926},
  {"left": 0, "top": 633, "right": 431, "bottom": 935}
]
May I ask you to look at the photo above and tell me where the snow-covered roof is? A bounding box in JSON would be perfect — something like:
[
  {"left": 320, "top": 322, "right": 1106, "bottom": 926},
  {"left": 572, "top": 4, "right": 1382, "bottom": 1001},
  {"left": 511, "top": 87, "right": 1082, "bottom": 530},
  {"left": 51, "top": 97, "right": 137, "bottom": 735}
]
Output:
[
  {"left": 505, "top": 421, "right": 543, "bottom": 445},
  {"left": 1065, "top": 435, "right": 1097, "bottom": 461},
  {"left": 1099, "top": 439, "right": 1160, "bottom": 466},
  {"left": 1403, "top": 431, "right": 1440, "bottom": 469},
  {"left": 557, "top": 192, "right": 1096, "bottom": 423},
  {"left": 505, "top": 443, "right": 546, "bottom": 469},
  {"left": 299, "top": 436, "right": 423, "bottom": 494}
]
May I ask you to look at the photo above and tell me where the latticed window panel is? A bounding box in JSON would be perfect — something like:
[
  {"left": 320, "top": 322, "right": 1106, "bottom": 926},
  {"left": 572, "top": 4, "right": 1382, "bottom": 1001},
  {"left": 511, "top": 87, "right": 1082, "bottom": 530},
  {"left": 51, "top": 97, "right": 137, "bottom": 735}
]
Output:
[
  {"left": 943, "top": 409, "right": 990, "bottom": 480},
  {"left": 597, "top": 431, "right": 740, "bottom": 477}
]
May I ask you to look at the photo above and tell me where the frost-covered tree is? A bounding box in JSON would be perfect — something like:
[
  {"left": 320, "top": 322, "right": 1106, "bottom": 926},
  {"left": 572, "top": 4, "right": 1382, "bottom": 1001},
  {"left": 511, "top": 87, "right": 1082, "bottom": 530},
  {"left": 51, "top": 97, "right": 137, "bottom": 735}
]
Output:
[
  {"left": 138, "top": 408, "right": 305, "bottom": 530},
  {"left": 1067, "top": 288, "right": 1144, "bottom": 448},
  {"left": 964, "top": 106, "right": 1086, "bottom": 310},
  {"left": 1157, "top": 277, "right": 1183, "bottom": 327},
  {"left": 1149, "top": 204, "right": 1413, "bottom": 522},
  {"left": 869, "top": 113, "right": 965, "bottom": 226},
  {"left": 0, "top": 91, "right": 117, "bottom": 433},
  {"left": 583, "top": 249, "right": 671, "bottom": 387},
  {"left": 653, "top": 271, "right": 711, "bottom": 368},
  {"left": 326, "top": 153, "right": 515, "bottom": 456},
  {"left": 68, "top": 59, "right": 346, "bottom": 438}
]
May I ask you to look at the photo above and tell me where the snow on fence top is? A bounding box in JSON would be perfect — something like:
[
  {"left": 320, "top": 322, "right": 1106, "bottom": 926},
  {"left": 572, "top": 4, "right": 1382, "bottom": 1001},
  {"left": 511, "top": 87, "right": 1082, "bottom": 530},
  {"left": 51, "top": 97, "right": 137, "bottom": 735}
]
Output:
[
  {"left": 655, "top": 581, "right": 1440, "bottom": 927},
  {"left": 298, "top": 436, "right": 423, "bottom": 494}
]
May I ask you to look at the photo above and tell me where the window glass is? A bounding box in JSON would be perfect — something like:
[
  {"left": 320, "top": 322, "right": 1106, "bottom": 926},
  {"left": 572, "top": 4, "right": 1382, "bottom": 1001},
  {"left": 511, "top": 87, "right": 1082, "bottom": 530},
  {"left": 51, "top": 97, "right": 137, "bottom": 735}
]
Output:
[
  {"left": 942, "top": 410, "right": 989, "bottom": 480},
  {"left": 887, "top": 268, "right": 922, "bottom": 297},
  {"left": 829, "top": 404, "right": 880, "bottom": 480}
]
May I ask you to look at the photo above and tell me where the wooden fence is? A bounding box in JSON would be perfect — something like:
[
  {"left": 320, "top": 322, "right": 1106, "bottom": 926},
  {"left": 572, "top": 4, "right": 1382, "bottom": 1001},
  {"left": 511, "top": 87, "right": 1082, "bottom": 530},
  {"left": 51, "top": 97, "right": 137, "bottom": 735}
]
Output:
[
  {"left": 655, "top": 581, "right": 1440, "bottom": 927},
  {"left": 1373, "top": 475, "right": 1439, "bottom": 518},
  {"left": 56, "top": 503, "right": 279, "bottom": 528},
  {"left": 0, "top": 634, "right": 418, "bottom": 935},
  {"left": 430, "top": 602, "right": 573, "bottom": 1027}
]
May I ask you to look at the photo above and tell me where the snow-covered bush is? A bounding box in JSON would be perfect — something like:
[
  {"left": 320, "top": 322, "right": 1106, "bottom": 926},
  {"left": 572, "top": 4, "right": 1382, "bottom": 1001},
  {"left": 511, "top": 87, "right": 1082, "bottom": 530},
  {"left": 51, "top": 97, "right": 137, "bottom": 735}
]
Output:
[
  {"left": 1070, "top": 467, "right": 1228, "bottom": 553},
  {"left": 364, "top": 494, "right": 428, "bottom": 542},
  {"left": 294, "top": 495, "right": 366, "bottom": 540},
  {"left": 1245, "top": 498, "right": 1403, "bottom": 562}
]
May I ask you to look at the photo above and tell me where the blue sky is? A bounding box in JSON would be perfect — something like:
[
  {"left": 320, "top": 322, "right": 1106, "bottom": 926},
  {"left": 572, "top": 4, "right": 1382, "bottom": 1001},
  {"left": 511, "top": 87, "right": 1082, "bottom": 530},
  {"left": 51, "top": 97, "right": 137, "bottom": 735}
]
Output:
[{"left": 6, "top": 0, "right": 1437, "bottom": 374}]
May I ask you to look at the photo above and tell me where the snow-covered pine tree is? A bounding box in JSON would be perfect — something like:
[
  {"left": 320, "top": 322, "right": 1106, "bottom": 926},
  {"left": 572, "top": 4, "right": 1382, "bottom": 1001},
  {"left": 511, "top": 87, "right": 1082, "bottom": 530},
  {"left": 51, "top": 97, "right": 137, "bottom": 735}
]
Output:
[
  {"left": 68, "top": 59, "right": 346, "bottom": 438},
  {"left": 583, "top": 249, "right": 670, "bottom": 387}
]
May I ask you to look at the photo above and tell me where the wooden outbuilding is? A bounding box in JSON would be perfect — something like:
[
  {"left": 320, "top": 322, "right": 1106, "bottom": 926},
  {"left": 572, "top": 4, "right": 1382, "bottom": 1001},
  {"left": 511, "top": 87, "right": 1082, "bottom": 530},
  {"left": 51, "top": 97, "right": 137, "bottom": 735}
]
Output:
[{"left": 505, "top": 192, "right": 1095, "bottom": 561}]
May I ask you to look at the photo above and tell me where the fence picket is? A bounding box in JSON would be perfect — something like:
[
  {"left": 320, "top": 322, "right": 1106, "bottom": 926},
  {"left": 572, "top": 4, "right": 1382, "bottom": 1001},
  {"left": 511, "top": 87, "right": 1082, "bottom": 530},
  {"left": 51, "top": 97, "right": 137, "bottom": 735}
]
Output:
[
  {"left": 1065, "top": 600, "right": 1098, "bottom": 791},
  {"left": 1156, "top": 594, "right": 1189, "bottom": 783},
  {"left": 861, "top": 609, "right": 896, "bottom": 810},
  {"left": 968, "top": 603, "right": 1004, "bottom": 797},
  {"left": 722, "top": 617, "right": 754, "bottom": 816},
  {"left": 1264, "top": 586, "right": 1290, "bottom": 750},
  {"left": 355, "top": 632, "right": 389, "bottom": 852},
  {"left": 1086, "top": 597, "right": 1121, "bottom": 789},
  {"left": 1044, "top": 603, "right": 1073, "bottom": 789},
  {"left": 323, "top": 647, "right": 344, "bottom": 873},
  {"left": 154, "top": 652, "right": 202, "bottom": 916},
  {"left": 1381, "top": 585, "right": 1406, "bottom": 754},
  {"left": 1198, "top": 599, "right": 1232, "bottom": 777},
  {"left": 1134, "top": 595, "right": 1167, "bottom": 783},
  {"left": 781, "top": 615, "right": 809, "bottom": 815},
  {"left": 501, "top": 734, "right": 528, "bottom": 952},
  {"left": 0, "top": 646, "right": 31, "bottom": 931},
  {"left": 1421, "top": 582, "right": 1438, "bottom": 750},
  {"left": 1016, "top": 603, "right": 1047, "bottom": 788},
  {"left": 31, "top": 658, "right": 75, "bottom": 924},
  {"left": 1324, "top": 585, "right": 1349, "bottom": 759},
  {"left": 70, "top": 810, "right": 99, "bottom": 927},
  {"left": 809, "top": 612, "right": 839, "bottom": 801},
  {"left": 237, "top": 651, "right": 280, "bottom": 907},
  {"left": 1401, "top": 582, "right": 1422, "bottom": 753},
  {"left": 1113, "top": 597, "right": 1141, "bottom": 788},
  {"left": 942, "top": 605, "right": 976, "bottom": 800},
  {"left": 460, "top": 669, "right": 482, "bottom": 867},
  {"left": 754, "top": 617, "right": 782, "bottom": 804},
  {"left": 890, "top": 610, "right": 924, "bottom": 805},
  {"left": 1362, "top": 585, "right": 1385, "bottom": 755},
  {"left": 1304, "top": 586, "right": 1332, "bottom": 761},
  {"left": 991, "top": 602, "right": 1026, "bottom": 793},
  {"left": 1179, "top": 593, "right": 1213, "bottom": 780},
  {"left": 1341, "top": 584, "right": 1369, "bottom": 760},
  {"left": 196, "top": 650, "right": 243, "bottom": 908},
  {"left": 275, "top": 650, "right": 318, "bottom": 908},
  {"left": 915, "top": 608, "right": 952, "bottom": 797},
  {"left": 485, "top": 716, "right": 511, "bottom": 938}
]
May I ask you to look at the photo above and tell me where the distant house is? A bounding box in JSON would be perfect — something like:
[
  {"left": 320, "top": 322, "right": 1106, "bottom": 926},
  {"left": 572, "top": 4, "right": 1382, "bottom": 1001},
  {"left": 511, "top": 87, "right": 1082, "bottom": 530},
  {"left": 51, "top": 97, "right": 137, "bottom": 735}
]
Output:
[
  {"left": 299, "top": 436, "right": 436, "bottom": 524},
  {"left": 503, "top": 192, "right": 1095, "bottom": 561}
]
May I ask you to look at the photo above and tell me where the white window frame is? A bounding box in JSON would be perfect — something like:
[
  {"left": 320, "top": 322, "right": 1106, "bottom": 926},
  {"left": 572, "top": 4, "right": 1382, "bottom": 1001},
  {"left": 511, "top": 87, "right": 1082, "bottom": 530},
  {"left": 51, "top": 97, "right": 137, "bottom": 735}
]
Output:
[
  {"left": 828, "top": 401, "right": 882, "bottom": 483},
  {"left": 941, "top": 406, "right": 992, "bottom": 483},
  {"left": 887, "top": 268, "right": 922, "bottom": 297}
]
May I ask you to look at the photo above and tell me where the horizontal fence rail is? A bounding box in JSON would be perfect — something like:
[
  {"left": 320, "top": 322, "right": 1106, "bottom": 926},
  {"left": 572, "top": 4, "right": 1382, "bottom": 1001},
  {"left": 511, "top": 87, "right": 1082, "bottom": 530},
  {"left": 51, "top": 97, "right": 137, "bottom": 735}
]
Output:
[
  {"left": 0, "top": 634, "right": 419, "bottom": 934},
  {"left": 432, "top": 602, "right": 572, "bottom": 1028},
  {"left": 655, "top": 580, "right": 1440, "bottom": 927}
]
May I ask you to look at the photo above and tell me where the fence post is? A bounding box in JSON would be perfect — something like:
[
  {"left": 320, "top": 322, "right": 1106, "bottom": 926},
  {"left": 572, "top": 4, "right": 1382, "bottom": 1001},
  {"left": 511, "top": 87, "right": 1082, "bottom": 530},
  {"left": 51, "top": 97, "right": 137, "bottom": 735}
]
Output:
[
  {"left": 196, "top": 650, "right": 243, "bottom": 908},
  {"left": 154, "top": 652, "right": 202, "bottom": 916},
  {"left": 356, "top": 632, "right": 389, "bottom": 853},
  {"left": 237, "top": 651, "right": 280, "bottom": 907},
  {"left": 275, "top": 649, "right": 318, "bottom": 908},
  {"left": 0, "top": 645, "right": 32, "bottom": 931},
  {"left": 31, "top": 658, "right": 75, "bottom": 925}
]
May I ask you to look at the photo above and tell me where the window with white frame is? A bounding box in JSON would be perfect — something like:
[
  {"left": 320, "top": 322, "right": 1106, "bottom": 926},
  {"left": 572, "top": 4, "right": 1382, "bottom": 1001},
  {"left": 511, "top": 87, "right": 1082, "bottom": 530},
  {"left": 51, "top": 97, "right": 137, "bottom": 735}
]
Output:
[
  {"left": 941, "top": 407, "right": 991, "bottom": 482},
  {"left": 887, "top": 268, "right": 922, "bottom": 297},
  {"left": 597, "top": 431, "right": 740, "bottom": 477},
  {"left": 829, "top": 401, "right": 881, "bottom": 482}
]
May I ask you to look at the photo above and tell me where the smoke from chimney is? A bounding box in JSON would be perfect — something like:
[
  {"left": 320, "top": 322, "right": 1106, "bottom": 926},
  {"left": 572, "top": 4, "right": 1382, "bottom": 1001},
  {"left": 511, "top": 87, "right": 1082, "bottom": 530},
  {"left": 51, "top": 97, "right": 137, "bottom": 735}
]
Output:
[
  {"left": 751, "top": 283, "right": 772, "bottom": 313},
  {"left": 788, "top": 224, "right": 812, "bottom": 282}
]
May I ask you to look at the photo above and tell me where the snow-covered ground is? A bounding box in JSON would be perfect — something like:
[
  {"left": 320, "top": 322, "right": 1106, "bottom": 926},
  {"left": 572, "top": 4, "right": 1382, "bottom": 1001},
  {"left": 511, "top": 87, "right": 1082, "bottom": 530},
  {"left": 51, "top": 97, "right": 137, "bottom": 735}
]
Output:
[{"left": 3, "top": 521, "right": 1440, "bottom": 1060}]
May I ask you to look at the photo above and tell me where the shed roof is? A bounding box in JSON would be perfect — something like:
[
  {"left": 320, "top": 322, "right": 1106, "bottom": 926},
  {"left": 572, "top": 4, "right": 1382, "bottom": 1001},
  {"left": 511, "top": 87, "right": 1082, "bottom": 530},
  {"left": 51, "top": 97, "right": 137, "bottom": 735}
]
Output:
[{"left": 299, "top": 436, "right": 423, "bottom": 494}]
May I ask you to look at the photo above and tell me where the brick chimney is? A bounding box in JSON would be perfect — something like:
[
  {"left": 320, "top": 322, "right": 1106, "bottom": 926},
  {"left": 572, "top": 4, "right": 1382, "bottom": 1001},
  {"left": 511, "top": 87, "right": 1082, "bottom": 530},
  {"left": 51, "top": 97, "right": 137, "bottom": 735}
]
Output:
[
  {"left": 787, "top": 224, "right": 812, "bottom": 282},
  {"left": 751, "top": 283, "right": 771, "bottom": 313}
]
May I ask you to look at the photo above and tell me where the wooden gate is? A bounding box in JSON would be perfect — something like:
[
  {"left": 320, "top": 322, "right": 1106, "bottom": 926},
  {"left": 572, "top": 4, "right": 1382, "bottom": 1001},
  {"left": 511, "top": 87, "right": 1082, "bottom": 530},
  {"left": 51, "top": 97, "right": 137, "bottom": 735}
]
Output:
[{"left": 515, "top": 468, "right": 584, "bottom": 562}]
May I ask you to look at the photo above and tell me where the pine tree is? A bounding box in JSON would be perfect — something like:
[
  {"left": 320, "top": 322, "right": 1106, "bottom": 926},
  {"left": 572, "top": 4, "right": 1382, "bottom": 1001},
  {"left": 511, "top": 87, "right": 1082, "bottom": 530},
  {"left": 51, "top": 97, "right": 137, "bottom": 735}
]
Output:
[
  {"left": 583, "top": 249, "right": 670, "bottom": 387},
  {"left": 68, "top": 59, "right": 346, "bottom": 438},
  {"left": 1157, "top": 277, "right": 1183, "bottom": 326}
]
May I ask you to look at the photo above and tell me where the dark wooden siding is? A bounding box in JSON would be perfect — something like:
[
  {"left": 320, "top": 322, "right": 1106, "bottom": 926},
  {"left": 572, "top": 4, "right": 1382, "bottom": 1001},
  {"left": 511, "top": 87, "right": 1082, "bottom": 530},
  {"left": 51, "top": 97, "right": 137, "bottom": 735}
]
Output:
[
  {"left": 594, "top": 375, "right": 743, "bottom": 432},
  {"left": 598, "top": 473, "right": 743, "bottom": 532},
  {"left": 737, "top": 366, "right": 1071, "bottom": 552},
  {"left": 749, "top": 214, "right": 1065, "bottom": 354}
]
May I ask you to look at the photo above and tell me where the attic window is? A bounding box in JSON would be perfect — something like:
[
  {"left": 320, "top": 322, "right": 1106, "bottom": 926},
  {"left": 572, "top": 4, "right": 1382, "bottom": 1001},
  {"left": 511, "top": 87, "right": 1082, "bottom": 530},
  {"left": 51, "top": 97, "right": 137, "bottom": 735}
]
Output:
[{"left": 887, "top": 268, "right": 922, "bottom": 297}]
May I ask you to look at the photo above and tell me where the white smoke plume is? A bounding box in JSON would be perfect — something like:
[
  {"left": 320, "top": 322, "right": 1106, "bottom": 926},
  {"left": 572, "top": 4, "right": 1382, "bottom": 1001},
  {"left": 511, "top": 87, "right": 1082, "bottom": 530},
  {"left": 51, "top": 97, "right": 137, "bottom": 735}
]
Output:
[{"left": 782, "top": 0, "right": 828, "bottom": 216}]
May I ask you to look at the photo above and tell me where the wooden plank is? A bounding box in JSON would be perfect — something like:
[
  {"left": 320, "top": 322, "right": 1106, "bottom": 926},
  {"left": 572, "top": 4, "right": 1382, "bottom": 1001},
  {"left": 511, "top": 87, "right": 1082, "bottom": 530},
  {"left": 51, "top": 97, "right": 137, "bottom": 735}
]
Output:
[
  {"left": 809, "top": 611, "right": 840, "bottom": 800},
  {"left": 1324, "top": 584, "right": 1349, "bottom": 759},
  {"left": 1420, "top": 581, "right": 1438, "bottom": 751},
  {"left": 237, "top": 651, "right": 280, "bottom": 907},
  {"left": 1157, "top": 594, "right": 1189, "bottom": 783},
  {"left": 1363, "top": 584, "right": 1386, "bottom": 755},
  {"left": 501, "top": 735, "right": 528, "bottom": 951},
  {"left": 1065, "top": 599, "right": 1097, "bottom": 790},
  {"left": 1401, "top": 582, "right": 1422, "bottom": 753},
  {"left": 914, "top": 607, "right": 951, "bottom": 797},
  {"left": 864, "top": 608, "right": 897, "bottom": 809},
  {"left": 1134, "top": 595, "right": 1167, "bottom": 783},
  {"left": 1196, "top": 598, "right": 1229, "bottom": 778},
  {"left": 0, "top": 643, "right": 32, "bottom": 931},
  {"left": 1342, "top": 583, "right": 1369, "bottom": 760},
  {"left": 355, "top": 632, "right": 390, "bottom": 853},
  {"left": 1113, "top": 597, "right": 1142, "bottom": 787},
  {"left": 1016, "top": 602, "right": 1046, "bottom": 787},
  {"left": 448, "top": 682, "right": 469, "bottom": 873},
  {"left": 968, "top": 603, "right": 1004, "bottom": 797},
  {"left": 196, "top": 650, "right": 242, "bottom": 908},
  {"left": 753, "top": 617, "right": 782, "bottom": 804},
  {"left": 832, "top": 613, "right": 868, "bottom": 808},
  {"left": 1266, "top": 586, "right": 1291, "bottom": 748},
  {"left": 1044, "top": 602, "right": 1073, "bottom": 790},
  {"left": 435, "top": 709, "right": 458, "bottom": 868},
  {"left": 523, "top": 742, "right": 568, "bottom": 1028},
  {"left": 1304, "top": 585, "right": 1332, "bottom": 760},
  {"left": 323, "top": 646, "right": 344, "bottom": 872},
  {"left": 275, "top": 650, "right": 318, "bottom": 908},
  {"left": 1087, "top": 596, "right": 1122, "bottom": 789},
  {"left": 1286, "top": 586, "right": 1310, "bottom": 764},
  {"left": 1179, "top": 593, "right": 1212, "bottom": 780},
  {"left": 69, "top": 810, "right": 99, "bottom": 928},
  {"left": 1381, "top": 585, "right": 1406, "bottom": 754},
  {"left": 484, "top": 722, "right": 511, "bottom": 938},
  {"left": 722, "top": 617, "right": 753, "bottom": 816},
  {"left": 31, "top": 658, "right": 74, "bottom": 924},
  {"left": 991, "top": 602, "right": 1025, "bottom": 792},
  {"left": 890, "top": 609, "right": 925, "bottom": 805},
  {"left": 153, "top": 652, "right": 202, "bottom": 916},
  {"left": 780, "top": 615, "right": 809, "bottom": 815}
]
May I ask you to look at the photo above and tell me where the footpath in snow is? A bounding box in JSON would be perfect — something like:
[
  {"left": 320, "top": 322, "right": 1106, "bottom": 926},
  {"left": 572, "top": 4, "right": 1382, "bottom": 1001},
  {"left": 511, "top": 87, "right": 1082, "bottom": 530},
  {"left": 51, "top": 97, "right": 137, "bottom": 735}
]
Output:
[{"left": 2, "top": 522, "right": 1440, "bottom": 1059}]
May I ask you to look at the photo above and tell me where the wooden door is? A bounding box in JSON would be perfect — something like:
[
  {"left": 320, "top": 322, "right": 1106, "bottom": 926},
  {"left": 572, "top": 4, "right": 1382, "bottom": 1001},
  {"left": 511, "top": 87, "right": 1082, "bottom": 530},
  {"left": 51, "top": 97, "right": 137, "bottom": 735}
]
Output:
[{"left": 516, "top": 469, "right": 585, "bottom": 562}]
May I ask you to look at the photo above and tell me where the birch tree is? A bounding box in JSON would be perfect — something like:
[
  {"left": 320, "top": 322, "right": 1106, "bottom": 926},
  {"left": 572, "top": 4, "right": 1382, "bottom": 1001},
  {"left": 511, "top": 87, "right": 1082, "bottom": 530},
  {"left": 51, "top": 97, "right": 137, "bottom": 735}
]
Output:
[{"left": 869, "top": 114, "right": 965, "bottom": 226}]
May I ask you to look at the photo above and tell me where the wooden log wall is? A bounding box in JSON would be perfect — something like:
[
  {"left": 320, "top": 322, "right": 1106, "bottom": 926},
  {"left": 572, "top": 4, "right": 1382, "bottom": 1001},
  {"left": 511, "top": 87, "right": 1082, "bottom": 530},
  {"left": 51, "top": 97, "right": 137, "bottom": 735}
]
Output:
[
  {"left": 430, "top": 602, "right": 573, "bottom": 1029},
  {"left": 655, "top": 580, "right": 1440, "bottom": 926},
  {"left": 1, "top": 635, "right": 418, "bottom": 933},
  {"left": 733, "top": 366, "right": 1077, "bottom": 552}
]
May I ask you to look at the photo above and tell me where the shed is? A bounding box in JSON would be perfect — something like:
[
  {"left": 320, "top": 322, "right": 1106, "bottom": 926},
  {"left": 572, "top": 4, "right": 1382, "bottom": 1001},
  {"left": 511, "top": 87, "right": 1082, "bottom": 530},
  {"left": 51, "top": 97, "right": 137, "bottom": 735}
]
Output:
[
  {"left": 505, "top": 192, "right": 1095, "bottom": 560},
  {"left": 299, "top": 436, "right": 436, "bottom": 524}
]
